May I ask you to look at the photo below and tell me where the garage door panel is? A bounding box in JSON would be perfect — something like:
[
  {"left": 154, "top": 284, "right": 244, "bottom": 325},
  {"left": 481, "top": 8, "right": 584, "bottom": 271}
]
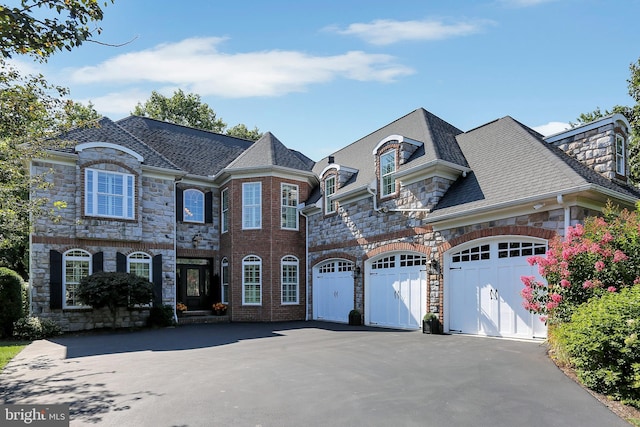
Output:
[
  {"left": 448, "top": 239, "right": 548, "bottom": 340},
  {"left": 314, "top": 261, "right": 354, "bottom": 323},
  {"left": 366, "top": 254, "right": 426, "bottom": 330}
]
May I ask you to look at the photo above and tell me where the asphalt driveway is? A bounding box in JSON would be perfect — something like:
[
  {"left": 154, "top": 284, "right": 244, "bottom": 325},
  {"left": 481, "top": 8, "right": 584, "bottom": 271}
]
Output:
[{"left": 0, "top": 321, "right": 629, "bottom": 427}]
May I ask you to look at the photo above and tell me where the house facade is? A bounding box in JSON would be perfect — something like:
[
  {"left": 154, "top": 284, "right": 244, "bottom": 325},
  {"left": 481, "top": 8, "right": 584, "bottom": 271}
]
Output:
[{"left": 29, "top": 109, "right": 638, "bottom": 339}]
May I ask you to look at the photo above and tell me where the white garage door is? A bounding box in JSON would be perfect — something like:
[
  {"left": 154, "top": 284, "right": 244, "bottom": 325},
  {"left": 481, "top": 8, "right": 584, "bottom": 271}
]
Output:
[
  {"left": 447, "top": 239, "right": 548, "bottom": 339},
  {"left": 313, "top": 260, "right": 354, "bottom": 323},
  {"left": 366, "top": 253, "right": 427, "bottom": 330}
]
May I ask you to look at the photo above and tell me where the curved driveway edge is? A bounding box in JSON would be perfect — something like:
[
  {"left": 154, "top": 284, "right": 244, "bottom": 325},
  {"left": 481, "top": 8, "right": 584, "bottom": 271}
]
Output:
[{"left": 0, "top": 322, "right": 630, "bottom": 427}]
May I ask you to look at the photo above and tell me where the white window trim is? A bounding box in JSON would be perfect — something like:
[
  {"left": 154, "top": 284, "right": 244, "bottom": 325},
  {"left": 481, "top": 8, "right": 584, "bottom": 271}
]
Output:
[
  {"left": 380, "top": 150, "right": 396, "bottom": 197},
  {"left": 127, "top": 252, "right": 152, "bottom": 307},
  {"left": 127, "top": 252, "right": 152, "bottom": 281},
  {"left": 183, "top": 188, "right": 205, "bottom": 223},
  {"left": 324, "top": 176, "right": 336, "bottom": 214},
  {"left": 221, "top": 258, "right": 229, "bottom": 304},
  {"left": 242, "top": 255, "right": 262, "bottom": 305},
  {"left": 281, "top": 183, "right": 299, "bottom": 230},
  {"left": 63, "top": 249, "right": 92, "bottom": 309},
  {"left": 281, "top": 255, "right": 299, "bottom": 305},
  {"left": 615, "top": 134, "right": 626, "bottom": 176},
  {"left": 242, "top": 182, "right": 262, "bottom": 230},
  {"left": 221, "top": 188, "right": 229, "bottom": 233},
  {"left": 85, "top": 168, "right": 135, "bottom": 219}
]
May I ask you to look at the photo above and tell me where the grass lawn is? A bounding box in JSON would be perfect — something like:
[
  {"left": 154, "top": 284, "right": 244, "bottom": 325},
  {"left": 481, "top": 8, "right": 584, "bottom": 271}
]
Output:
[{"left": 0, "top": 341, "right": 28, "bottom": 372}]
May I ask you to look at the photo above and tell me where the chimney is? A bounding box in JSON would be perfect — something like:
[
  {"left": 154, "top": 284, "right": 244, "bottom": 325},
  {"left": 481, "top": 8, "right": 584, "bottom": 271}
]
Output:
[{"left": 328, "top": 155, "right": 335, "bottom": 164}]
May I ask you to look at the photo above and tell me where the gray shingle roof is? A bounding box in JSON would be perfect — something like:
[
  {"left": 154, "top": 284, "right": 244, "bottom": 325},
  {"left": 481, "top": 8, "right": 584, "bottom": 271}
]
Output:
[
  {"left": 117, "top": 116, "right": 254, "bottom": 177},
  {"left": 225, "top": 131, "right": 313, "bottom": 172},
  {"left": 50, "top": 117, "right": 180, "bottom": 171},
  {"left": 311, "top": 108, "right": 466, "bottom": 200},
  {"left": 429, "top": 116, "right": 640, "bottom": 219}
]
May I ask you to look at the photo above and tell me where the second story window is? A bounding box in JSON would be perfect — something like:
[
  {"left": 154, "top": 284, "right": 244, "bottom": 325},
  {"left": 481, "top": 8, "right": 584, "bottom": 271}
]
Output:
[
  {"left": 324, "top": 176, "right": 336, "bottom": 214},
  {"left": 183, "top": 189, "right": 204, "bottom": 223},
  {"left": 615, "top": 134, "right": 626, "bottom": 176},
  {"left": 380, "top": 151, "right": 396, "bottom": 197},
  {"left": 221, "top": 188, "right": 229, "bottom": 233},
  {"left": 242, "top": 182, "right": 261, "bottom": 229},
  {"left": 85, "top": 169, "right": 135, "bottom": 219},
  {"left": 281, "top": 183, "right": 299, "bottom": 230}
]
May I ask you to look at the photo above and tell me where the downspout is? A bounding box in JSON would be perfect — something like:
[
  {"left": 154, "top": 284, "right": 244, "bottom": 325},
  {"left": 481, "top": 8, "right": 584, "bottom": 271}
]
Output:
[
  {"left": 366, "top": 185, "right": 384, "bottom": 213},
  {"left": 298, "top": 206, "right": 310, "bottom": 321}
]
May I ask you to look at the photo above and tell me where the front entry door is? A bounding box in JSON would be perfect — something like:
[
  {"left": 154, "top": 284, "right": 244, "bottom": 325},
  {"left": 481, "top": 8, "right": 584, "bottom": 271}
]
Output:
[{"left": 177, "top": 259, "right": 211, "bottom": 311}]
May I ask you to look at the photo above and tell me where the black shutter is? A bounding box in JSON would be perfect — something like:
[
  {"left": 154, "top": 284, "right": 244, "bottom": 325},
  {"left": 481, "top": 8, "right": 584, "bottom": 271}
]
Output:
[
  {"left": 49, "top": 250, "right": 63, "bottom": 309},
  {"left": 92, "top": 251, "right": 104, "bottom": 273},
  {"left": 152, "top": 254, "right": 163, "bottom": 306},
  {"left": 116, "top": 252, "right": 127, "bottom": 272},
  {"left": 205, "top": 191, "right": 213, "bottom": 224},
  {"left": 176, "top": 188, "right": 183, "bottom": 222}
]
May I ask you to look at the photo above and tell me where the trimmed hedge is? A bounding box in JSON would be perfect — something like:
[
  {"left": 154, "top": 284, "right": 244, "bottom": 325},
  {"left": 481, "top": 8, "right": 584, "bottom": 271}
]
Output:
[
  {"left": 553, "top": 285, "right": 640, "bottom": 407},
  {"left": 13, "top": 317, "right": 62, "bottom": 341},
  {"left": 0, "top": 268, "right": 24, "bottom": 338}
]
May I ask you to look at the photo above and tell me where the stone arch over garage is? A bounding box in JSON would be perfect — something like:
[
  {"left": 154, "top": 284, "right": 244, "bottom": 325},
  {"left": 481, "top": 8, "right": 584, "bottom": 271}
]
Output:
[
  {"left": 311, "top": 252, "right": 356, "bottom": 267},
  {"left": 438, "top": 225, "right": 557, "bottom": 254},
  {"left": 363, "top": 242, "right": 431, "bottom": 261}
]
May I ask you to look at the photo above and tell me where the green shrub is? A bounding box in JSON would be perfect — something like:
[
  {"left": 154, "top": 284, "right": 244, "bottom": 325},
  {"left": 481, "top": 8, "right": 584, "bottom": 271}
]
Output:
[
  {"left": 0, "top": 268, "right": 24, "bottom": 338},
  {"left": 78, "top": 271, "right": 153, "bottom": 329},
  {"left": 147, "top": 305, "right": 176, "bottom": 328},
  {"left": 554, "top": 285, "right": 640, "bottom": 407},
  {"left": 21, "top": 282, "right": 29, "bottom": 316},
  {"left": 13, "top": 316, "right": 62, "bottom": 340}
]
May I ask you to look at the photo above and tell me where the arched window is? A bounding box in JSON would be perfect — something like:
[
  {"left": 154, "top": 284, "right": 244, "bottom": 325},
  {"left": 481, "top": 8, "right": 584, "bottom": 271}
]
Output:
[
  {"left": 128, "top": 252, "right": 152, "bottom": 281},
  {"left": 183, "top": 189, "right": 204, "bottom": 223},
  {"left": 242, "top": 255, "right": 262, "bottom": 305},
  {"left": 281, "top": 256, "right": 299, "bottom": 304},
  {"left": 63, "top": 249, "right": 91, "bottom": 308}
]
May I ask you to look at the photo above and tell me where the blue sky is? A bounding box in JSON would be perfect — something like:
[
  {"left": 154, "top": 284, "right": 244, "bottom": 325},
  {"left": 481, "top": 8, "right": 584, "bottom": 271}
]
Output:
[{"left": 9, "top": 0, "right": 640, "bottom": 160}]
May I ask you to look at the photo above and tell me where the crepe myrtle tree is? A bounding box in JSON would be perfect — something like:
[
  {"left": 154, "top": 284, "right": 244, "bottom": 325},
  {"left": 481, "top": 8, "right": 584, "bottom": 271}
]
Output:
[
  {"left": 77, "top": 271, "right": 153, "bottom": 329},
  {"left": 521, "top": 203, "right": 640, "bottom": 324}
]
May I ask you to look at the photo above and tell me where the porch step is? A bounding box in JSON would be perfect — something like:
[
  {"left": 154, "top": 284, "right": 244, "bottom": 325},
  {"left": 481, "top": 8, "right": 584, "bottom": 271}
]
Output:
[{"left": 178, "top": 311, "right": 230, "bottom": 325}]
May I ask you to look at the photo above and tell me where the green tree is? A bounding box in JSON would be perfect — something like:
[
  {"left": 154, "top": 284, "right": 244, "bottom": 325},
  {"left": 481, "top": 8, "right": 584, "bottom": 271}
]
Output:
[
  {"left": 133, "top": 89, "right": 227, "bottom": 133},
  {"left": 133, "top": 89, "right": 263, "bottom": 141},
  {"left": 0, "top": 59, "right": 99, "bottom": 277},
  {"left": 0, "top": 0, "right": 112, "bottom": 61},
  {"left": 226, "top": 123, "right": 263, "bottom": 141},
  {"left": 575, "top": 58, "right": 640, "bottom": 184}
]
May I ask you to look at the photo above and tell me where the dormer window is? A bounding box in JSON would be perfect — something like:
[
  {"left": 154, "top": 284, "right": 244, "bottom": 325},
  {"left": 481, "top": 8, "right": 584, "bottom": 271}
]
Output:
[
  {"left": 380, "top": 151, "right": 397, "bottom": 197},
  {"left": 615, "top": 133, "right": 625, "bottom": 176},
  {"left": 324, "top": 175, "right": 336, "bottom": 214}
]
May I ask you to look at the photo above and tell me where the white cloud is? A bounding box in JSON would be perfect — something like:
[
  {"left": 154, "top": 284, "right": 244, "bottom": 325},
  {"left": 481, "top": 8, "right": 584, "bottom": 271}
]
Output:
[
  {"left": 68, "top": 37, "right": 414, "bottom": 98},
  {"left": 532, "top": 121, "right": 570, "bottom": 136},
  {"left": 76, "top": 88, "right": 151, "bottom": 117},
  {"left": 498, "top": 0, "right": 557, "bottom": 7},
  {"left": 327, "top": 18, "right": 494, "bottom": 46}
]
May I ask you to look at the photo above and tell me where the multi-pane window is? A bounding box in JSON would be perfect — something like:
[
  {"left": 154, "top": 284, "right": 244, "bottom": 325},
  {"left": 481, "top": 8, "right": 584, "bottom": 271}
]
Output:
[
  {"left": 281, "top": 256, "right": 299, "bottom": 304},
  {"left": 183, "top": 189, "right": 204, "bottom": 223},
  {"left": 63, "top": 249, "right": 91, "bottom": 308},
  {"left": 452, "top": 245, "right": 491, "bottom": 263},
  {"left": 616, "top": 134, "right": 626, "bottom": 175},
  {"left": 242, "top": 255, "right": 261, "bottom": 305},
  {"left": 281, "top": 184, "right": 299, "bottom": 230},
  {"left": 371, "top": 256, "right": 395, "bottom": 270},
  {"left": 324, "top": 176, "right": 336, "bottom": 214},
  {"left": 242, "top": 182, "right": 262, "bottom": 229},
  {"left": 498, "top": 242, "right": 546, "bottom": 258},
  {"left": 221, "top": 188, "right": 229, "bottom": 233},
  {"left": 128, "top": 252, "right": 152, "bottom": 281},
  {"left": 221, "top": 258, "right": 229, "bottom": 304},
  {"left": 85, "top": 169, "right": 135, "bottom": 219},
  {"left": 380, "top": 151, "right": 396, "bottom": 197}
]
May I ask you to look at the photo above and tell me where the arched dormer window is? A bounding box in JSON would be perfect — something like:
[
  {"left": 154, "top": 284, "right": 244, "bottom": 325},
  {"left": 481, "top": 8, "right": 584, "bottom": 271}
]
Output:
[{"left": 324, "top": 174, "right": 337, "bottom": 214}]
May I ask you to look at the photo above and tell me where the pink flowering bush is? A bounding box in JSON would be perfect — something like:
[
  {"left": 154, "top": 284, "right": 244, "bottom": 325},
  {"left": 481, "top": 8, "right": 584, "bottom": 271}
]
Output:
[{"left": 521, "top": 204, "right": 640, "bottom": 324}]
